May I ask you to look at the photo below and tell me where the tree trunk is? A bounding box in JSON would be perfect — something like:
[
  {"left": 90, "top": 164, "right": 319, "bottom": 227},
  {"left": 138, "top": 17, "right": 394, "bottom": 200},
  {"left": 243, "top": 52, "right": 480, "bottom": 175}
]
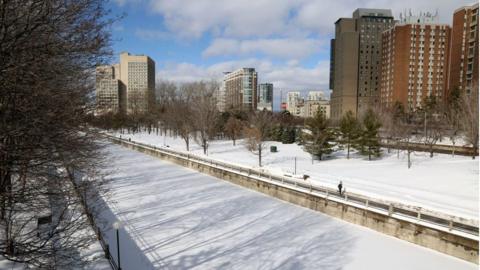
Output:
[
  {"left": 347, "top": 140, "right": 350, "bottom": 159},
  {"left": 258, "top": 143, "right": 262, "bottom": 167}
]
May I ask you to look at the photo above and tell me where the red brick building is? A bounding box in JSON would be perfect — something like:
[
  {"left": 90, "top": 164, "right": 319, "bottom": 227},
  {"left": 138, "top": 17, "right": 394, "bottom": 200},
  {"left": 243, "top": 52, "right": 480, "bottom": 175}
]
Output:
[
  {"left": 448, "top": 3, "right": 478, "bottom": 97},
  {"left": 381, "top": 20, "right": 451, "bottom": 111}
]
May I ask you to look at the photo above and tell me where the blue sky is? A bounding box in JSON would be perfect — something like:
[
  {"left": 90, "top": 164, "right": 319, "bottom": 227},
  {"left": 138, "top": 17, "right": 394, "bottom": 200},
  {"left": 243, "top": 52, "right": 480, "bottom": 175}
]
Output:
[{"left": 108, "top": 0, "right": 472, "bottom": 107}]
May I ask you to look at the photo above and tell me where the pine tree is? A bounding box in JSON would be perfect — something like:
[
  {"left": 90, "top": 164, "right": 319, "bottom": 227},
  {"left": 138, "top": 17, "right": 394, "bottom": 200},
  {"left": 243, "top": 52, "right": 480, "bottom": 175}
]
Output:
[
  {"left": 339, "top": 110, "right": 360, "bottom": 159},
  {"left": 356, "top": 109, "right": 382, "bottom": 160},
  {"left": 281, "top": 127, "right": 295, "bottom": 144},
  {"left": 303, "top": 111, "right": 335, "bottom": 160}
]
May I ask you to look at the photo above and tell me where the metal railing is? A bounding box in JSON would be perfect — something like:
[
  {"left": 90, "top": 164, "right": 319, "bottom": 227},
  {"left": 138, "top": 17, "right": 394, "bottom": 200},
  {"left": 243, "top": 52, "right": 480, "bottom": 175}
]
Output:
[{"left": 106, "top": 134, "right": 479, "bottom": 240}]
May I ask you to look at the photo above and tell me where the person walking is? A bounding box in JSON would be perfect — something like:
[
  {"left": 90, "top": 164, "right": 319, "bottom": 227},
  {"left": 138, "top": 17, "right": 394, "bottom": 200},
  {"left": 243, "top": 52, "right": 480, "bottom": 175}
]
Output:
[{"left": 338, "top": 181, "right": 343, "bottom": 195}]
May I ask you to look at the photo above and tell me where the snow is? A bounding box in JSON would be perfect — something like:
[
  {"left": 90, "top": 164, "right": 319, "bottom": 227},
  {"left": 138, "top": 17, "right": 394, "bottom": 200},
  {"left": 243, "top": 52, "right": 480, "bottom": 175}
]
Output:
[
  {"left": 111, "top": 131, "right": 479, "bottom": 220},
  {"left": 97, "top": 143, "right": 477, "bottom": 270}
]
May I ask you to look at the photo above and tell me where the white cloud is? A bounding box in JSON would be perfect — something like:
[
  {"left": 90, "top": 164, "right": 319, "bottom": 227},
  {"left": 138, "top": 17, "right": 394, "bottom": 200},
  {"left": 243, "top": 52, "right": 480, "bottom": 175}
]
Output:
[
  {"left": 202, "top": 38, "right": 323, "bottom": 59},
  {"left": 145, "top": 0, "right": 472, "bottom": 39},
  {"left": 148, "top": 0, "right": 301, "bottom": 38},
  {"left": 156, "top": 59, "right": 330, "bottom": 92}
]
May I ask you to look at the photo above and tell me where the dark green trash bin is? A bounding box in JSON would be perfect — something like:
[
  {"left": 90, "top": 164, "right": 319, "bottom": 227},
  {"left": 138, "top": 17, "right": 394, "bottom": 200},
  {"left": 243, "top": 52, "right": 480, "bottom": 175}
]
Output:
[{"left": 270, "top": 146, "right": 277, "bottom": 152}]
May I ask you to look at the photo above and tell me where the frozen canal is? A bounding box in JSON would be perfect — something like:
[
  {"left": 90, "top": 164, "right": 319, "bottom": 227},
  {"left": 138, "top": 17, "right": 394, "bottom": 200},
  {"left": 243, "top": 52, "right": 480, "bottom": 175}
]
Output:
[{"left": 98, "top": 143, "right": 476, "bottom": 270}]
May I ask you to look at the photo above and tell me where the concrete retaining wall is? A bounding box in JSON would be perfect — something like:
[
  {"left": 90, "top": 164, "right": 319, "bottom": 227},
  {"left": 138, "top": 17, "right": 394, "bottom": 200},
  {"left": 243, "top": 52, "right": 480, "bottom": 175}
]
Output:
[{"left": 113, "top": 139, "right": 479, "bottom": 264}]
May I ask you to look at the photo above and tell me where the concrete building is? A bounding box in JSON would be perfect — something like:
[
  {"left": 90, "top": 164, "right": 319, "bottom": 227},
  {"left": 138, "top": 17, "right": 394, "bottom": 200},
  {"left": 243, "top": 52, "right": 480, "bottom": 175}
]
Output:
[
  {"left": 380, "top": 14, "right": 451, "bottom": 110},
  {"left": 216, "top": 80, "right": 226, "bottom": 112},
  {"left": 95, "top": 65, "right": 122, "bottom": 114},
  {"left": 119, "top": 52, "right": 156, "bottom": 114},
  {"left": 286, "top": 91, "right": 330, "bottom": 118},
  {"left": 287, "top": 92, "right": 301, "bottom": 116},
  {"left": 448, "top": 3, "right": 479, "bottom": 97},
  {"left": 95, "top": 52, "right": 155, "bottom": 114},
  {"left": 257, "top": 83, "right": 273, "bottom": 111},
  {"left": 307, "top": 91, "right": 325, "bottom": 101},
  {"left": 304, "top": 100, "right": 331, "bottom": 118},
  {"left": 223, "top": 68, "right": 258, "bottom": 110},
  {"left": 330, "top": 8, "right": 394, "bottom": 120}
]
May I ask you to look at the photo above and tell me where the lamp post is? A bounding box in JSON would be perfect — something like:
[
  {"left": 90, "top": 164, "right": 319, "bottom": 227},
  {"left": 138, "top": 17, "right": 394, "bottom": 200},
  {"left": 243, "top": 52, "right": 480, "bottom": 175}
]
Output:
[{"left": 113, "top": 221, "right": 122, "bottom": 270}]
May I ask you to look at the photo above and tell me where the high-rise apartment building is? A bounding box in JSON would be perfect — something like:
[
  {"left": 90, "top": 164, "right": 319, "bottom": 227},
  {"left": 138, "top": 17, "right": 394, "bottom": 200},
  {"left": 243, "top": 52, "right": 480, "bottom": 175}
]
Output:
[
  {"left": 95, "top": 65, "right": 122, "bottom": 114},
  {"left": 257, "top": 83, "right": 273, "bottom": 111},
  {"left": 448, "top": 3, "right": 479, "bottom": 96},
  {"left": 223, "top": 68, "right": 258, "bottom": 110},
  {"left": 380, "top": 14, "right": 451, "bottom": 110},
  {"left": 96, "top": 52, "right": 155, "bottom": 114},
  {"left": 330, "top": 8, "right": 394, "bottom": 120}
]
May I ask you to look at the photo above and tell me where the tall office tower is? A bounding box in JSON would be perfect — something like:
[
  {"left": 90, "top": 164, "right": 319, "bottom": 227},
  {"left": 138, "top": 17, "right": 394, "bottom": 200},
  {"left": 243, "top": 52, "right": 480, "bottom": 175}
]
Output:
[
  {"left": 223, "top": 68, "right": 258, "bottom": 110},
  {"left": 119, "top": 52, "right": 156, "bottom": 114},
  {"left": 380, "top": 13, "right": 451, "bottom": 110},
  {"left": 257, "top": 83, "right": 273, "bottom": 111},
  {"left": 95, "top": 65, "right": 122, "bottom": 114},
  {"left": 95, "top": 52, "right": 155, "bottom": 114},
  {"left": 307, "top": 91, "right": 325, "bottom": 101},
  {"left": 449, "top": 3, "right": 479, "bottom": 97},
  {"left": 330, "top": 8, "right": 394, "bottom": 120}
]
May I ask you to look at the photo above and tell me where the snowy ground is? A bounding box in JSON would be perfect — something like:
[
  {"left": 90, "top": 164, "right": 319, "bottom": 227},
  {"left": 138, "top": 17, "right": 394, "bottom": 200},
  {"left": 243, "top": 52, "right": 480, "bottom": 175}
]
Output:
[
  {"left": 97, "top": 143, "right": 476, "bottom": 270},
  {"left": 111, "top": 131, "right": 479, "bottom": 220},
  {"left": 0, "top": 228, "right": 110, "bottom": 270}
]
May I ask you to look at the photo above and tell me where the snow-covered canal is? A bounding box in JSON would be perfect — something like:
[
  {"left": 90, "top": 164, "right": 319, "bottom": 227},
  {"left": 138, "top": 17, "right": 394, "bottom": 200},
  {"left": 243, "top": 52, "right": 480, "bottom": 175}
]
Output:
[{"left": 99, "top": 143, "right": 476, "bottom": 270}]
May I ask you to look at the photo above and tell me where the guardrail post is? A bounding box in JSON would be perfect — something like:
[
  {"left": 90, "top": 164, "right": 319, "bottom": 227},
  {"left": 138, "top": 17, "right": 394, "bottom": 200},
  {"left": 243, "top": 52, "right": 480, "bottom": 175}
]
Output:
[
  {"left": 388, "top": 204, "right": 393, "bottom": 216},
  {"left": 326, "top": 190, "right": 329, "bottom": 198},
  {"left": 417, "top": 212, "right": 421, "bottom": 220},
  {"left": 366, "top": 200, "right": 369, "bottom": 208},
  {"left": 248, "top": 169, "right": 251, "bottom": 176},
  {"left": 344, "top": 194, "right": 348, "bottom": 200},
  {"left": 449, "top": 220, "right": 453, "bottom": 231}
]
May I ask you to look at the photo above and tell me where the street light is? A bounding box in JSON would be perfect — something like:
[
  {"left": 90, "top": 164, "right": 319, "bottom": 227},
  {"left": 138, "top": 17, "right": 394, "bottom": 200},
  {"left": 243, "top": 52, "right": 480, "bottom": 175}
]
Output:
[{"left": 113, "top": 221, "right": 122, "bottom": 270}]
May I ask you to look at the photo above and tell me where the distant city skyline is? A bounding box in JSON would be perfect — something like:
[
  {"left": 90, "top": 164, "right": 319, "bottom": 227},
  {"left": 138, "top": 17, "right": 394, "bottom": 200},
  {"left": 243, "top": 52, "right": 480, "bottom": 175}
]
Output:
[{"left": 108, "top": 0, "right": 474, "bottom": 109}]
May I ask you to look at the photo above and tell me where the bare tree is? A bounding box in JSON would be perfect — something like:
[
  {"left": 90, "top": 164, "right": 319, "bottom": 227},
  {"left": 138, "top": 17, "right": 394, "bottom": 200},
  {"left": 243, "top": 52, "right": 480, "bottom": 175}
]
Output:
[
  {"left": 443, "top": 88, "right": 462, "bottom": 157},
  {"left": 224, "top": 116, "right": 245, "bottom": 146},
  {"left": 244, "top": 111, "right": 273, "bottom": 167},
  {"left": 165, "top": 83, "right": 196, "bottom": 151},
  {"left": 192, "top": 81, "right": 220, "bottom": 155},
  {"left": 419, "top": 97, "right": 444, "bottom": 158},
  {"left": 460, "top": 86, "right": 479, "bottom": 159},
  {"left": 0, "top": 0, "right": 114, "bottom": 267}
]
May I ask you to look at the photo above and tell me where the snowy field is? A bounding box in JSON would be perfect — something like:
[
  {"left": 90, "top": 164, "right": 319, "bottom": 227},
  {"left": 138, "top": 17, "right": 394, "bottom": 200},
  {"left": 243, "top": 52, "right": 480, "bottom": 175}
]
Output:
[
  {"left": 111, "top": 132, "right": 479, "bottom": 220},
  {"left": 97, "top": 143, "right": 476, "bottom": 270},
  {"left": 0, "top": 228, "right": 110, "bottom": 270}
]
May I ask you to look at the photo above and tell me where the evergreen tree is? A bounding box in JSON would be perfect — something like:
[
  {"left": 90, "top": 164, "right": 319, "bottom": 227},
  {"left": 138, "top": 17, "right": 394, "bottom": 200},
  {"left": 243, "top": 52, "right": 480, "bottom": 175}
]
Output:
[
  {"left": 303, "top": 111, "right": 335, "bottom": 160},
  {"left": 339, "top": 110, "right": 360, "bottom": 159},
  {"left": 271, "top": 125, "right": 283, "bottom": 141},
  {"left": 356, "top": 109, "right": 382, "bottom": 160},
  {"left": 281, "top": 126, "right": 296, "bottom": 144}
]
